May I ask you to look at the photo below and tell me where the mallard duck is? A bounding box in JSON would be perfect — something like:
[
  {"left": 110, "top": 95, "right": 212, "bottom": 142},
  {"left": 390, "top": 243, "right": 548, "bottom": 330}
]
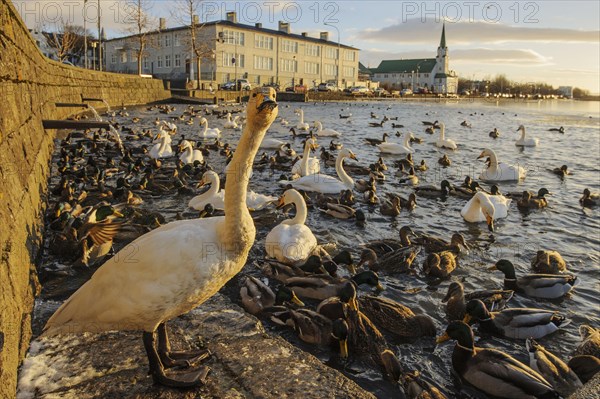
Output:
[
  {"left": 526, "top": 338, "right": 583, "bottom": 397},
  {"left": 363, "top": 226, "right": 415, "bottom": 256},
  {"left": 329, "top": 140, "right": 343, "bottom": 151},
  {"left": 548, "top": 126, "right": 565, "bottom": 133},
  {"left": 394, "top": 153, "right": 414, "bottom": 169},
  {"left": 423, "top": 251, "right": 457, "bottom": 278},
  {"left": 357, "top": 247, "right": 420, "bottom": 275},
  {"left": 580, "top": 188, "right": 599, "bottom": 208},
  {"left": 489, "top": 128, "right": 500, "bottom": 138},
  {"left": 414, "top": 180, "right": 453, "bottom": 198},
  {"left": 552, "top": 164, "right": 569, "bottom": 178},
  {"left": 398, "top": 167, "right": 419, "bottom": 186},
  {"left": 442, "top": 281, "right": 514, "bottom": 321},
  {"left": 320, "top": 202, "right": 356, "bottom": 219},
  {"left": 260, "top": 260, "right": 306, "bottom": 283},
  {"left": 415, "top": 159, "right": 428, "bottom": 172},
  {"left": 413, "top": 232, "right": 469, "bottom": 254},
  {"left": 364, "top": 189, "right": 379, "bottom": 204},
  {"left": 489, "top": 259, "right": 576, "bottom": 299},
  {"left": 436, "top": 321, "right": 557, "bottom": 399},
  {"left": 380, "top": 196, "right": 401, "bottom": 217},
  {"left": 438, "top": 154, "right": 451, "bottom": 167},
  {"left": 568, "top": 355, "right": 600, "bottom": 383},
  {"left": 397, "top": 193, "right": 417, "bottom": 211},
  {"left": 531, "top": 250, "right": 567, "bottom": 274},
  {"left": 285, "top": 270, "right": 383, "bottom": 301},
  {"left": 575, "top": 325, "right": 600, "bottom": 358},
  {"left": 518, "top": 188, "right": 551, "bottom": 210},
  {"left": 240, "top": 276, "right": 304, "bottom": 315},
  {"left": 355, "top": 176, "right": 376, "bottom": 193},
  {"left": 464, "top": 299, "right": 571, "bottom": 339},
  {"left": 381, "top": 350, "right": 449, "bottom": 398}
]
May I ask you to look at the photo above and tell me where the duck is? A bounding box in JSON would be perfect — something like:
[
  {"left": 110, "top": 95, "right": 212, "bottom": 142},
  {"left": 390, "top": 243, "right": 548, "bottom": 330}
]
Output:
[
  {"left": 580, "top": 188, "right": 600, "bottom": 207},
  {"left": 526, "top": 338, "right": 583, "bottom": 397},
  {"left": 552, "top": 164, "right": 569, "bottom": 178},
  {"left": 312, "top": 121, "right": 341, "bottom": 137},
  {"left": 42, "top": 88, "right": 279, "bottom": 388},
  {"left": 398, "top": 167, "right": 419, "bottom": 186},
  {"left": 355, "top": 176, "right": 376, "bottom": 193},
  {"left": 363, "top": 226, "right": 415, "bottom": 256},
  {"left": 179, "top": 140, "right": 204, "bottom": 164},
  {"left": 379, "top": 196, "right": 401, "bottom": 217},
  {"left": 435, "top": 123, "right": 457, "bottom": 150},
  {"left": 575, "top": 325, "right": 600, "bottom": 358},
  {"left": 436, "top": 321, "right": 558, "bottom": 399},
  {"left": 489, "top": 259, "right": 576, "bottom": 299},
  {"left": 461, "top": 191, "right": 509, "bottom": 231},
  {"left": 477, "top": 148, "right": 526, "bottom": 182},
  {"left": 285, "top": 270, "right": 383, "bottom": 301},
  {"left": 377, "top": 133, "right": 414, "bottom": 154},
  {"left": 413, "top": 232, "right": 469, "bottom": 254},
  {"left": 239, "top": 276, "right": 304, "bottom": 316},
  {"left": 442, "top": 281, "right": 514, "bottom": 321},
  {"left": 415, "top": 179, "right": 453, "bottom": 198},
  {"left": 423, "top": 251, "right": 458, "bottom": 278},
  {"left": 320, "top": 202, "right": 356, "bottom": 219},
  {"left": 198, "top": 117, "right": 222, "bottom": 138},
  {"left": 149, "top": 133, "right": 173, "bottom": 159},
  {"left": 358, "top": 246, "right": 420, "bottom": 275},
  {"left": 464, "top": 299, "right": 571, "bottom": 339},
  {"left": 223, "top": 113, "right": 238, "bottom": 129},
  {"left": 568, "top": 355, "right": 600, "bottom": 384},
  {"left": 489, "top": 128, "right": 500, "bottom": 138},
  {"left": 548, "top": 126, "right": 565, "bottom": 133},
  {"left": 515, "top": 125, "right": 539, "bottom": 146},
  {"left": 460, "top": 120, "right": 471, "bottom": 128},
  {"left": 282, "top": 148, "right": 356, "bottom": 194},
  {"left": 517, "top": 190, "right": 550, "bottom": 210},
  {"left": 438, "top": 154, "right": 451, "bottom": 167},
  {"left": 294, "top": 108, "right": 310, "bottom": 130},
  {"left": 380, "top": 351, "right": 449, "bottom": 399},
  {"left": 291, "top": 138, "right": 320, "bottom": 178},
  {"left": 329, "top": 140, "right": 343, "bottom": 151},
  {"left": 365, "top": 132, "right": 389, "bottom": 146},
  {"left": 422, "top": 120, "right": 439, "bottom": 127},
  {"left": 531, "top": 250, "right": 567, "bottom": 274}
]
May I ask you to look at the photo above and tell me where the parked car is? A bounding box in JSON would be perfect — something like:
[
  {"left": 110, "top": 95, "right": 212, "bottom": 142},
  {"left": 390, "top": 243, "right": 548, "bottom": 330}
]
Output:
[
  {"left": 262, "top": 82, "right": 281, "bottom": 91},
  {"left": 415, "top": 87, "right": 429, "bottom": 94},
  {"left": 222, "top": 79, "right": 252, "bottom": 90},
  {"left": 285, "top": 84, "right": 307, "bottom": 93},
  {"left": 349, "top": 86, "right": 370, "bottom": 96},
  {"left": 318, "top": 82, "right": 339, "bottom": 92},
  {"left": 400, "top": 88, "right": 413, "bottom": 96},
  {"left": 373, "top": 87, "right": 390, "bottom": 97}
]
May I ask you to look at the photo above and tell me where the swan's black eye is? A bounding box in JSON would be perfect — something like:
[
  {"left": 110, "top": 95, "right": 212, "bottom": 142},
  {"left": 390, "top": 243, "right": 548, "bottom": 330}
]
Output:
[{"left": 252, "top": 93, "right": 257, "bottom": 98}]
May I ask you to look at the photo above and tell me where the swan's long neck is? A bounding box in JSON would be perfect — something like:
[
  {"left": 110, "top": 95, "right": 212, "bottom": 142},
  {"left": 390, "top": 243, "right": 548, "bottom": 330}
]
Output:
[
  {"left": 201, "top": 122, "right": 208, "bottom": 135},
  {"left": 519, "top": 127, "right": 526, "bottom": 140},
  {"left": 487, "top": 151, "right": 499, "bottom": 171},
  {"left": 205, "top": 173, "right": 220, "bottom": 197},
  {"left": 403, "top": 135, "right": 412, "bottom": 148},
  {"left": 227, "top": 113, "right": 232, "bottom": 122},
  {"left": 315, "top": 121, "right": 322, "bottom": 132},
  {"left": 158, "top": 135, "right": 169, "bottom": 152},
  {"left": 336, "top": 154, "right": 354, "bottom": 187},
  {"left": 439, "top": 125, "right": 446, "bottom": 140},
  {"left": 285, "top": 191, "right": 308, "bottom": 225},
  {"left": 298, "top": 110, "right": 304, "bottom": 124},
  {"left": 301, "top": 140, "right": 311, "bottom": 175},
  {"left": 224, "top": 119, "right": 267, "bottom": 250}
]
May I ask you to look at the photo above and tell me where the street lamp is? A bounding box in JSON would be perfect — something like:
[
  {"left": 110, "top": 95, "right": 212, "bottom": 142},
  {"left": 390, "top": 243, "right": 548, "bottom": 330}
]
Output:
[
  {"left": 324, "top": 22, "right": 341, "bottom": 88},
  {"left": 90, "top": 41, "right": 97, "bottom": 70},
  {"left": 292, "top": 55, "right": 296, "bottom": 88},
  {"left": 97, "top": 0, "right": 102, "bottom": 71},
  {"left": 411, "top": 70, "right": 414, "bottom": 90}
]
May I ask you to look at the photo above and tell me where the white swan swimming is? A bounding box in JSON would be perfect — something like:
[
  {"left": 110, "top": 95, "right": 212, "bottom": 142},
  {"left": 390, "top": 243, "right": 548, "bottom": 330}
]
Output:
[
  {"left": 478, "top": 148, "right": 526, "bottom": 182},
  {"left": 291, "top": 138, "right": 320, "bottom": 178},
  {"left": 377, "top": 133, "right": 414, "bottom": 154},
  {"left": 282, "top": 148, "right": 356, "bottom": 194},
  {"left": 265, "top": 188, "right": 318, "bottom": 265},
  {"left": 199, "top": 117, "right": 221, "bottom": 138},
  {"left": 149, "top": 132, "right": 173, "bottom": 159},
  {"left": 294, "top": 108, "right": 310, "bottom": 130},
  {"left": 436, "top": 123, "right": 457, "bottom": 150},
  {"left": 461, "top": 191, "right": 509, "bottom": 231},
  {"left": 224, "top": 113, "right": 238, "bottom": 129},
  {"left": 260, "top": 137, "right": 287, "bottom": 149},
  {"left": 516, "top": 125, "right": 539, "bottom": 147},
  {"left": 179, "top": 140, "right": 204, "bottom": 164},
  {"left": 189, "top": 171, "right": 276, "bottom": 211},
  {"left": 42, "top": 88, "right": 279, "bottom": 388},
  {"left": 312, "top": 121, "right": 341, "bottom": 137}
]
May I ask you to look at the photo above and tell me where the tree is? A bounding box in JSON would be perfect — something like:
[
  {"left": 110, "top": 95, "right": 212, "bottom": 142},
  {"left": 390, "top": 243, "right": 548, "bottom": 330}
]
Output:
[
  {"left": 47, "top": 21, "right": 87, "bottom": 62},
  {"left": 123, "top": 0, "right": 155, "bottom": 75}
]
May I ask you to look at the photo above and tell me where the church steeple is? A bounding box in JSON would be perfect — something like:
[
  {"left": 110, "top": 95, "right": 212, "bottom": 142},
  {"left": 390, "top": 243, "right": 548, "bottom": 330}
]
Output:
[{"left": 439, "top": 22, "right": 446, "bottom": 49}]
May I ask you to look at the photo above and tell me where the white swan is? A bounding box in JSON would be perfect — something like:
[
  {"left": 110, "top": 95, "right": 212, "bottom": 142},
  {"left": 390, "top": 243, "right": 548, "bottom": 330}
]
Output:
[
  {"left": 280, "top": 118, "right": 289, "bottom": 126},
  {"left": 283, "top": 148, "right": 356, "bottom": 194},
  {"left": 179, "top": 140, "right": 204, "bottom": 164},
  {"left": 42, "top": 88, "right": 279, "bottom": 388},
  {"left": 377, "top": 133, "right": 414, "bottom": 154},
  {"left": 436, "top": 122, "right": 457, "bottom": 150},
  {"left": 149, "top": 132, "right": 173, "bottom": 159},
  {"left": 294, "top": 108, "right": 310, "bottom": 130},
  {"left": 312, "top": 121, "right": 341, "bottom": 137},
  {"left": 199, "top": 118, "right": 221, "bottom": 138},
  {"left": 478, "top": 148, "right": 526, "bottom": 182},
  {"left": 189, "top": 171, "right": 276, "bottom": 211},
  {"left": 224, "top": 113, "right": 238, "bottom": 129},
  {"left": 291, "top": 138, "right": 320, "bottom": 177},
  {"left": 461, "top": 191, "right": 509, "bottom": 231},
  {"left": 265, "top": 189, "right": 318, "bottom": 265},
  {"left": 516, "top": 125, "right": 539, "bottom": 147},
  {"left": 260, "top": 137, "right": 287, "bottom": 149}
]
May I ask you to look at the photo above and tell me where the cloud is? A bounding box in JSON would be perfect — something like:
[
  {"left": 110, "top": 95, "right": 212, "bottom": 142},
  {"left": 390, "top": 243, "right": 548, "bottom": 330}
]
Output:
[{"left": 358, "top": 19, "right": 599, "bottom": 45}]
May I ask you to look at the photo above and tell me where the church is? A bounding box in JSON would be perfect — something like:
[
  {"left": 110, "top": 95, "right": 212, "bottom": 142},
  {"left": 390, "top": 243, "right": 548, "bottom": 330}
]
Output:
[{"left": 370, "top": 24, "right": 458, "bottom": 94}]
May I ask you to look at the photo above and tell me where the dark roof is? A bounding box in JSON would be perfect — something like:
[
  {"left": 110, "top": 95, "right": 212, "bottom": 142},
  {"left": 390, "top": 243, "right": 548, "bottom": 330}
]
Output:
[
  {"left": 372, "top": 59, "right": 437, "bottom": 74},
  {"left": 439, "top": 23, "right": 446, "bottom": 48},
  {"left": 105, "top": 20, "right": 358, "bottom": 50},
  {"left": 358, "top": 62, "right": 372, "bottom": 74}
]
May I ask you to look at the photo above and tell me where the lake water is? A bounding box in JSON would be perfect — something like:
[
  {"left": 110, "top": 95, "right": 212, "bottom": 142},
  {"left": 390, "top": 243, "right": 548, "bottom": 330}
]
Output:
[{"left": 35, "top": 98, "right": 600, "bottom": 398}]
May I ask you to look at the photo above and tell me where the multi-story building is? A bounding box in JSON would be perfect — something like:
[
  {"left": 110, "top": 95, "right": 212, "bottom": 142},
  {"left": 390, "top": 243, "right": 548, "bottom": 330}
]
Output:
[
  {"left": 104, "top": 12, "right": 359, "bottom": 89},
  {"left": 371, "top": 24, "right": 458, "bottom": 94}
]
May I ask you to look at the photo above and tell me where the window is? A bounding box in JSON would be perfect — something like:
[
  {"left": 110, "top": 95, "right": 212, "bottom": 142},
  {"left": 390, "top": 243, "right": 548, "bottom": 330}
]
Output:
[
  {"left": 111, "top": 53, "right": 117, "bottom": 64},
  {"left": 223, "top": 30, "right": 244, "bottom": 45},
  {"left": 344, "top": 51, "right": 355, "bottom": 61},
  {"left": 305, "top": 44, "right": 320, "bottom": 57},
  {"left": 325, "top": 47, "right": 338, "bottom": 59},
  {"left": 164, "top": 35, "right": 171, "bottom": 47},
  {"left": 324, "top": 64, "right": 337, "bottom": 76},
  {"left": 174, "top": 54, "right": 181, "bottom": 67},
  {"left": 254, "top": 55, "right": 273, "bottom": 70},
  {"left": 281, "top": 39, "right": 298, "bottom": 53},
  {"left": 223, "top": 52, "right": 245, "bottom": 67},
  {"left": 120, "top": 51, "right": 127, "bottom": 63},
  {"left": 280, "top": 58, "right": 297, "bottom": 73},
  {"left": 392, "top": 73, "right": 397, "bottom": 78},
  {"left": 305, "top": 61, "right": 319, "bottom": 74},
  {"left": 255, "top": 34, "right": 273, "bottom": 50},
  {"left": 384, "top": 74, "right": 389, "bottom": 78},
  {"left": 165, "top": 54, "right": 171, "bottom": 68},
  {"left": 157, "top": 55, "right": 163, "bottom": 68},
  {"left": 174, "top": 34, "right": 180, "bottom": 47},
  {"left": 143, "top": 56, "right": 148, "bottom": 69},
  {"left": 344, "top": 66, "right": 355, "bottom": 77}
]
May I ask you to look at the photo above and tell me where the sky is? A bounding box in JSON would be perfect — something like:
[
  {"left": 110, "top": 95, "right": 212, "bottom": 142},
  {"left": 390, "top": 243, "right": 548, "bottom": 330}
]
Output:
[{"left": 13, "top": 0, "right": 600, "bottom": 93}]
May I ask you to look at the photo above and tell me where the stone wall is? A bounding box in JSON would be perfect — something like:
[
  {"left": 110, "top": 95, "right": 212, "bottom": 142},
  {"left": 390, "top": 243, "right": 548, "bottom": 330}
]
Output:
[{"left": 0, "top": 1, "right": 171, "bottom": 397}]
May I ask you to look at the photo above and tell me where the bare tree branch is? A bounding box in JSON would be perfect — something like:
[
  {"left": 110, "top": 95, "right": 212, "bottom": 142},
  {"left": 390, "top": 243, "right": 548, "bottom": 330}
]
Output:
[{"left": 122, "top": 0, "right": 156, "bottom": 74}]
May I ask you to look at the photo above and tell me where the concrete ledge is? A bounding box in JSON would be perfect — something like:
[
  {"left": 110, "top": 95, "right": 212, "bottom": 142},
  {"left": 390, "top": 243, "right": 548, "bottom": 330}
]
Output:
[
  {"left": 569, "top": 372, "right": 600, "bottom": 399},
  {"left": 17, "top": 294, "right": 375, "bottom": 399}
]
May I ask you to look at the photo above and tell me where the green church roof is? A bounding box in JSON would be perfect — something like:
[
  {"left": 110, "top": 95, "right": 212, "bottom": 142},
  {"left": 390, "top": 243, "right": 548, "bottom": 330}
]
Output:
[{"left": 372, "top": 58, "right": 437, "bottom": 74}]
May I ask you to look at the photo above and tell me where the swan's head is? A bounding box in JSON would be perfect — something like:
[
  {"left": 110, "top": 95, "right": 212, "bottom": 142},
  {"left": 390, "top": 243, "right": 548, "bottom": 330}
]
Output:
[
  {"left": 516, "top": 125, "right": 525, "bottom": 132},
  {"left": 277, "top": 188, "right": 303, "bottom": 209},
  {"left": 340, "top": 148, "right": 357, "bottom": 161},
  {"left": 477, "top": 148, "right": 494, "bottom": 160},
  {"left": 178, "top": 140, "right": 193, "bottom": 151},
  {"left": 199, "top": 117, "right": 207, "bottom": 125},
  {"left": 199, "top": 171, "right": 219, "bottom": 187},
  {"left": 475, "top": 192, "right": 495, "bottom": 231},
  {"left": 306, "top": 138, "right": 319, "bottom": 150},
  {"left": 247, "top": 87, "right": 278, "bottom": 129}
]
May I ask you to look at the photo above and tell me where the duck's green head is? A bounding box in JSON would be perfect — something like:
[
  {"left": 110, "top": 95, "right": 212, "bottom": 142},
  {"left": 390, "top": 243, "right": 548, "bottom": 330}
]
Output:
[
  {"left": 338, "top": 282, "right": 358, "bottom": 310},
  {"left": 490, "top": 185, "right": 500, "bottom": 195},
  {"left": 437, "top": 321, "right": 475, "bottom": 348},
  {"left": 489, "top": 259, "right": 516, "bottom": 279},
  {"left": 352, "top": 270, "right": 384, "bottom": 291},
  {"left": 276, "top": 286, "right": 305, "bottom": 307},
  {"left": 441, "top": 180, "right": 452, "bottom": 192},
  {"left": 300, "top": 255, "right": 323, "bottom": 273},
  {"left": 331, "top": 318, "right": 349, "bottom": 359},
  {"left": 442, "top": 281, "right": 464, "bottom": 303},
  {"left": 537, "top": 188, "right": 551, "bottom": 198},
  {"left": 333, "top": 250, "right": 353, "bottom": 266},
  {"left": 96, "top": 205, "right": 124, "bottom": 221},
  {"left": 464, "top": 299, "right": 490, "bottom": 323}
]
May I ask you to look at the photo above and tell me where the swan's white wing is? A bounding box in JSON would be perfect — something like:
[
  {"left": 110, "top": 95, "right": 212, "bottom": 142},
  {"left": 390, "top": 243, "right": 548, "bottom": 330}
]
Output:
[
  {"left": 288, "top": 174, "right": 346, "bottom": 194},
  {"left": 246, "top": 191, "right": 277, "bottom": 210},
  {"left": 189, "top": 191, "right": 225, "bottom": 210},
  {"left": 265, "top": 224, "right": 317, "bottom": 264}
]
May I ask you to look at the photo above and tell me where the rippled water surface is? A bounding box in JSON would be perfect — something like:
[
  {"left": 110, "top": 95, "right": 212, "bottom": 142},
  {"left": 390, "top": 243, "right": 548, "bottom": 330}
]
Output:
[{"left": 37, "top": 98, "right": 599, "bottom": 398}]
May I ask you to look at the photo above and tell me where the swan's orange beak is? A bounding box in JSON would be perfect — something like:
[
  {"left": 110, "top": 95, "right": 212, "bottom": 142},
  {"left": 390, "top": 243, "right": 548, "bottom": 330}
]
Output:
[
  {"left": 477, "top": 151, "right": 485, "bottom": 159},
  {"left": 276, "top": 196, "right": 286, "bottom": 209},
  {"left": 486, "top": 214, "right": 494, "bottom": 232}
]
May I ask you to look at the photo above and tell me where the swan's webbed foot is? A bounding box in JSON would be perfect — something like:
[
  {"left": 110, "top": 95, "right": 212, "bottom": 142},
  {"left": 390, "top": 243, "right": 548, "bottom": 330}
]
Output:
[{"left": 156, "top": 323, "right": 212, "bottom": 369}]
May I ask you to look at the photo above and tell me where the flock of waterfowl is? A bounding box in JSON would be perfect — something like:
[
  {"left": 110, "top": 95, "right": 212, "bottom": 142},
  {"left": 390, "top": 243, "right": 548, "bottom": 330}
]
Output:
[{"left": 37, "top": 88, "right": 598, "bottom": 398}]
